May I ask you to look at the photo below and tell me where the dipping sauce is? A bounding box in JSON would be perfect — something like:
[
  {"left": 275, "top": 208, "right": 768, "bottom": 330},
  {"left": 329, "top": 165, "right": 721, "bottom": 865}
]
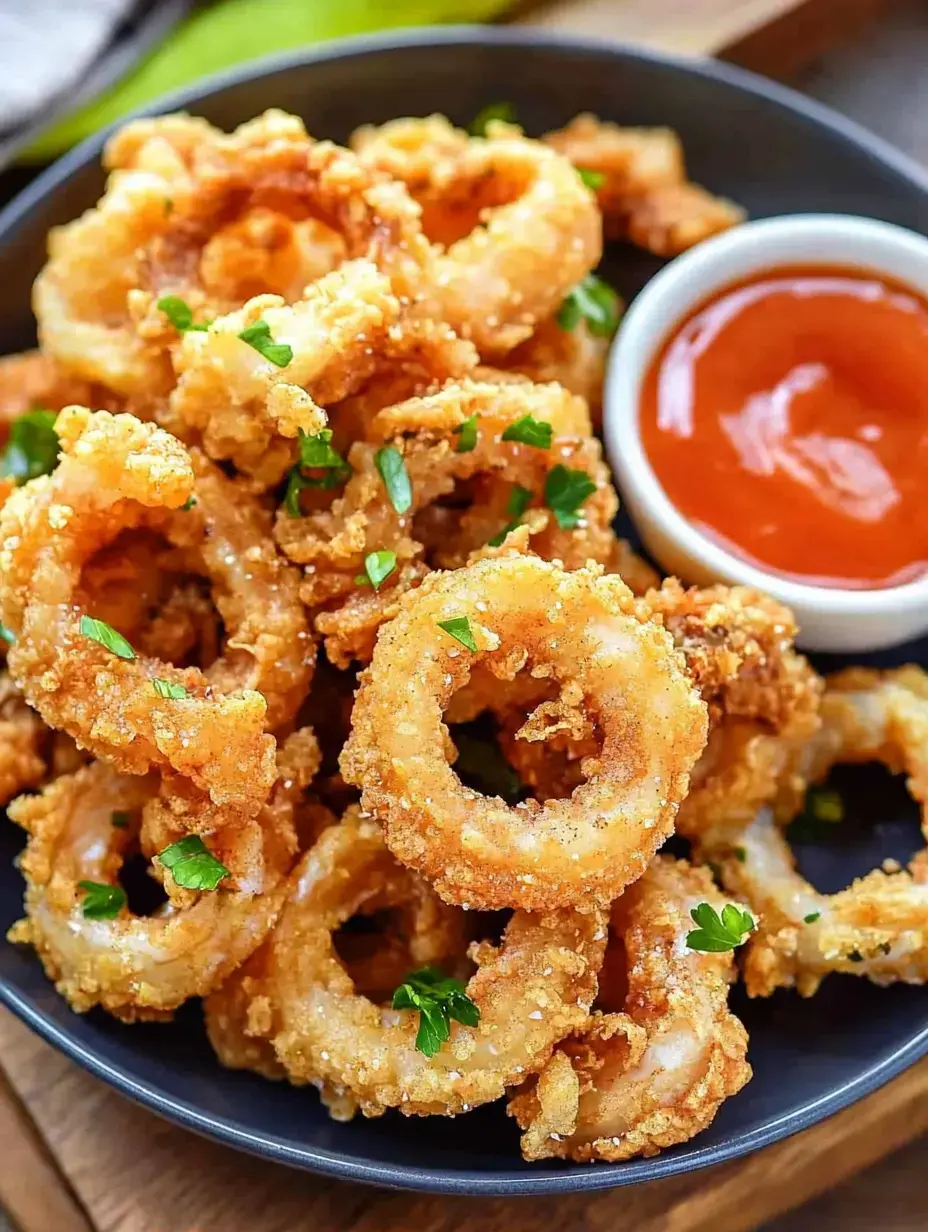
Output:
[{"left": 640, "top": 265, "right": 928, "bottom": 589}]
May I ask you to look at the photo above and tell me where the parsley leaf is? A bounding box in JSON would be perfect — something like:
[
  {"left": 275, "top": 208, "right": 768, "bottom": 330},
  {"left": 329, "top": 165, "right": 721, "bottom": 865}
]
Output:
[
  {"left": 111, "top": 811, "right": 130, "bottom": 830},
  {"left": 543, "top": 465, "right": 596, "bottom": 529},
  {"left": 686, "top": 902, "right": 755, "bottom": 953},
  {"left": 157, "top": 295, "right": 210, "bottom": 333},
  {"left": 577, "top": 167, "right": 606, "bottom": 190},
  {"left": 157, "top": 835, "right": 229, "bottom": 892},
  {"left": 0, "top": 409, "right": 59, "bottom": 485},
  {"left": 437, "top": 616, "right": 478, "bottom": 652},
  {"left": 556, "top": 274, "right": 623, "bottom": 338},
  {"left": 153, "top": 679, "right": 188, "bottom": 700},
  {"left": 79, "top": 615, "right": 136, "bottom": 661},
  {"left": 501, "top": 414, "right": 553, "bottom": 449},
  {"left": 453, "top": 413, "right": 479, "bottom": 453},
  {"left": 181, "top": 495, "right": 197, "bottom": 511},
  {"left": 734, "top": 846, "right": 746, "bottom": 863},
  {"left": 0, "top": 623, "right": 14, "bottom": 645},
  {"left": 78, "top": 880, "right": 126, "bottom": 919},
  {"left": 804, "top": 911, "right": 821, "bottom": 924},
  {"left": 283, "top": 429, "right": 351, "bottom": 517},
  {"left": 787, "top": 785, "right": 845, "bottom": 843},
  {"left": 391, "top": 965, "right": 480, "bottom": 1057},
  {"left": 355, "top": 549, "right": 397, "bottom": 592},
  {"left": 488, "top": 483, "right": 533, "bottom": 547},
  {"left": 468, "top": 102, "right": 516, "bottom": 136},
  {"left": 238, "top": 320, "right": 293, "bottom": 367},
  {"left": 375, "top": 446, "right": 412, "bottom": 514}
]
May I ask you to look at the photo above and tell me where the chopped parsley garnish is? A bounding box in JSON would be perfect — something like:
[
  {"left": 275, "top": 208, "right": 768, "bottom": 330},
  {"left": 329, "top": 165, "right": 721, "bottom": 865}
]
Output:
[
  {"left": 437, "top": 616, "right": 478, "bottom": 653},
  {"left": 355, "top": 549, "right": 397, "bottom": 592},
  {"left": 237, "top": 319, "right": 292, "bottom": 367},
  {"left": 79, "top": 615, "right": 136, "bottom": 661},
  {"left": 0, "top": 623, "right": 14, "bottom": 646},
  {"left": 453, "top": 413, "right": 479, "bottom": 453},
  {"left": 157, "top": 295, "right": 210, "bottom": 333},
  {"left": 468, "top": 102, "right": 517, "bottom": 137},
  {"left": 111, "top": 811, "right": 130, "bottom": 830},
  {"left": 686, "top": 902, "right": 755, "bottom": 953},
  {"left": 543, "top": 465, "right": 596, "bottom": 529},
  {"left": 78, "top": 880, "right": 126, "bottom": 920},
  {"left": 488, "top": 484, "right": 533, "bottom": 547},
  {"left": 391, "top": 965, "right": 480, "bottom": 1057},
  {"left": 181, "top": 495, "right": 197, "bottom": 511},
  {"left": 804, "top": 912, "right": 821, "bottom": 924},
  {"left": 0, "top": 409, "right": 59, "bottom": 485},
  {"left": 152, "top": 679, "right": 188, "bottom": 700},
  {"left": 157, "top": 835, "right": 229, "bottom": 892},
  {"left": 734, "top": 846, "right": 746, "bottom": 864},
  {"left": 375, "top": 446, "right": 412, "bottom": 514},
  {"left": 283, "top": 429, "right": 351, "bottom": 517},
  {"left": 501, "top": 414, "right": 553, "bottom": 449},
  {"left": 556, "top": 273, "right": 623, "bottom": 338},
  {"left": 788, "top": 785, "right": 845, "bottom": 844},
  {"left": 577, "top": 167, "right": 606, "bottom": 190}
]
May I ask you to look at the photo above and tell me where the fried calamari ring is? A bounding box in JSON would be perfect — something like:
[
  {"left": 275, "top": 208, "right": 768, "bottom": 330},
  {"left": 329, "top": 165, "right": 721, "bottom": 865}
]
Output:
[
  {"left": 355, "top": 116, "right": 602, "bottom": 355},
  {"left": 542, "top": 113, "right": 744, "bottom": 253},
  {"left": 230, "top": 813, "right": 605, "bottom": 1117},
  {"left": 7, "top": 744, "right": 310, "bottom": 1020},
  {"left": 509, "top": 857, "right": 751, "bottom": 1161},
  {"left": 0, "top": 409, "right": 312, "bottom": 809},
  {"left": 720, "top": 668, "right": 928, "bottom": 997},
  {"left": 342, "top": 555, "right": 707, "bottom": 910}
]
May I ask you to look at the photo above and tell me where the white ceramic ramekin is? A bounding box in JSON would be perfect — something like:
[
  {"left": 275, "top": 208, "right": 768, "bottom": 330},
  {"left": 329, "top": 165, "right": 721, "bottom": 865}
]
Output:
[{"left": 604, "top": 214, "right": 928, "bottom": 653}]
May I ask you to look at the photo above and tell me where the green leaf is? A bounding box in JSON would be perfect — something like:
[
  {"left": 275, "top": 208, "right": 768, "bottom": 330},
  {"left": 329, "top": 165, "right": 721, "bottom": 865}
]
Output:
[
  {"left": 79, "top": 615, "right": 136, "bottom": 661},
  {"left": 0, "top": 409, "right": 59, "bottom": 485},
  {"left": 181, "top": 495, "right": 197, "bottom": 511},
  {"left": 238, "top": 319, "right": 293, "bottom": 367},
  {"left": 152, "top": 678, "right": 188, "bottom": 700},
  {"left": 283, "top": 430, "right": 351, "bottom": 517},
  {"left": 78, "top": 880, "right": 126, "bottom": 919},
  {"left": 158, "top": 835, "right": 229, "bottom": 892},
  {"left": 375, "top": 446, "right": 412, "bottom": 514},
  {"left": 501, "top": 415, "right": 554, "bottom": 449},
  {"left": 556, "top": 274, "right": 623, "bottom": 338},
  {"left": 0, "top": 623, "right": 15, "bottom": 645},
  {"left": 734, "top": 846, "right": 746, "bottom": 863},
  {"left": 468, "top": 101, "right": 516, "bottom": 136},
  {"left": 577, "top": 167, "right": 606, "bottom": 190},
  {"left": 788, "top": 785, "right": 845, "bottom": 843},
  {"left": 488, "top": 483, "right": 533, "bottom": 547},
  {"left": 157, "top": 295, "right": 210, "bottom": 333},
  {"left": 686, "top": 901, "right": 755, "bottom": 953},
  {"left": 453, "top": 413, "right": 479, "bottom": 453},
  {"left": 543, "top": 465, "right": 596, "bottom": 529},
  {"left": 437, "top": 616, "right": 477, "bottom": 653},
  {"left": 111, "top": 811, "right": 130, "bottom": 830},
  {"left": 356, "top": 550, "right": 397, "bottom": 592},
  {"left": 391, "top": 966, "right": 480, "bottom": 1058},
  {"left": 804, "top": 911, "right": 821, "bottom": 924}
]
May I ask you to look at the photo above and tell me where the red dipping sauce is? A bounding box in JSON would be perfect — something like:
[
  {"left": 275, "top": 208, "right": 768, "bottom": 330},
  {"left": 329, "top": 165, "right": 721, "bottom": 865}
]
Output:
[{"left": 640, "top": 266, "right": 928, "bottom": 589}]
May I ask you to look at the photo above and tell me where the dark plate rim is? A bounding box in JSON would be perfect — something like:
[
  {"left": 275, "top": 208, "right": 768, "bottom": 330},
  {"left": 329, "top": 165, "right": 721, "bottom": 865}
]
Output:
[{"left": 2, "top": 23, "right": 928, "bottom": 1197}]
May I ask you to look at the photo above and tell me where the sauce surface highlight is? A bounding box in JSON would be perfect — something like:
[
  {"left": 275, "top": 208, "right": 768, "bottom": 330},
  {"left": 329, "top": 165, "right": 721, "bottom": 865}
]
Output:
[{"left": 640, "top": 265, "right": 928, "bottom": 589}]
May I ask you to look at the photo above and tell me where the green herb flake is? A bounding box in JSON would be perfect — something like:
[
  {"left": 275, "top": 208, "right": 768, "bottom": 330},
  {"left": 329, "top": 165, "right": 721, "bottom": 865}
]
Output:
[
  {"left": 180, "top": 495, "right": 197, "bottom": 511},
  {"left": 375, "top": 446, "right": 412, "bottom": 515},
  {"left": 237, "top": 319, "right": 293, "bottom": 367},
  {"left": 0, "top": 409, "right": 59, "bottom": 486},
  {"left": 356, "top": 550, "right": 397, "bottom": 592},
  {"left": 543, "top": 464, "right": 596, "bottom": 529},
  {"left": 78, "top": 880, "right": 126, "bottom": 920},
  {"left": 79, "top": 615, "right": 136, "bottom": 661},
  {"left": 157, "top": 295, "right": 210, "bottom": 333},
  {"left": 153, "top": 678, "right": 189, "bottom": 700},
  {"left": 488, "top": 483, "right": 533, "bottom": 547},
  {"left": 0, "top": 623, "right": 15, "bottom": 646},
  {"left": 283, "top": 429, "right": 352, "bottom": 517},
  {"left": 803, "top": 912, "right": 821, "bottom": 924},
  {"left": 788, "top": 785, "right": 846, "bottom": 843},
  {"left": 391, "top": 965, "right": 480, "bottom": 1057},
  {"left": 734, "top": 846, "right": 746, "bottom": 864},
  {"left": 686, "top": 902, "right": 755, "bottom": 953},
  {"left": 111, "top": 811, "right": 131, "bottom": 831},
  {"left": 437, "top": 616, "right": 478, "bottom": 653},
  {"left": 468, "top": 102, "right": 517, "bottom": 137},
  {"left": 158, "top": 835, "right": 229, "bottom": 892},
  {"left": 556, "top": 273, "right": 623, "bottom": 339},
  {"left": 453, "top": 413, "right": 479, "bottom": 454},
  {"left": 501, "top": 414, "right": 554, "bottom": 449},
  {"left": 577, "top": 167, "right": 606, "bottom": 190}
]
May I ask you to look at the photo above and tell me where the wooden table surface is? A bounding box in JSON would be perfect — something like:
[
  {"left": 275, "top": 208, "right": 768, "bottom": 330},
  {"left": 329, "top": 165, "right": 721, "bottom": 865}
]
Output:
[{"left": 2, "top": 2, "right": 928, "bottom": 1231}]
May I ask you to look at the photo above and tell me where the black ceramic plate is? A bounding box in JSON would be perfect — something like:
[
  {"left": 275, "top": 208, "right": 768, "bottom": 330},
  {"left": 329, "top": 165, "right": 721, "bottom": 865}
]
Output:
[{"left": 0, "top": 27, "right": 927, "bottom": 1197}]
